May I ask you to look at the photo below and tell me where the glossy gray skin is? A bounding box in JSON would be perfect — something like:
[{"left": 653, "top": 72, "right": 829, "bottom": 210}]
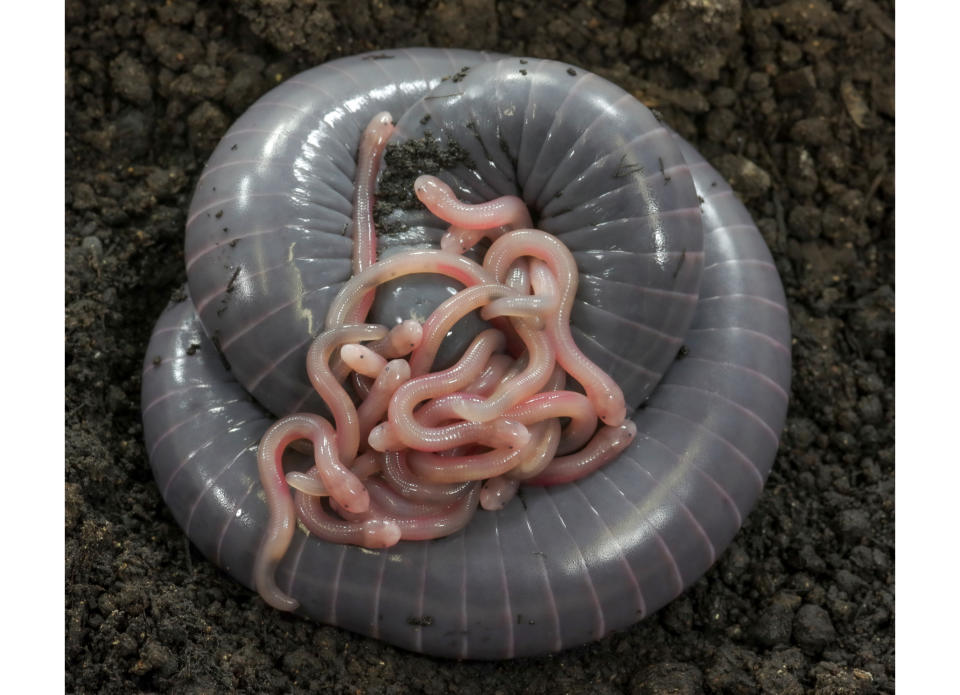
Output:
[{"left": 142, "top": 48, "right": 791, "bottom": 659}]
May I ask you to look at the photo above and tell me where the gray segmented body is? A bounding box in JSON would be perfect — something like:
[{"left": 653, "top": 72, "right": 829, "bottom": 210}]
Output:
[{"left": 142, "top": 48, "right": 790, "bottom": 659}]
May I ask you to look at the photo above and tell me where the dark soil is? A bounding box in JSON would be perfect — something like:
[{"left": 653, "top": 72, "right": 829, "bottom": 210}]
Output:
[{"left": 65, "top": 1, "right": 894, "bottom": 693}]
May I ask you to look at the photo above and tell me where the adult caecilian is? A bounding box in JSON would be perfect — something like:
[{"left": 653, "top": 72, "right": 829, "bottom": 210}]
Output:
[{"left": 141, "top": 48, "right": 790, "bottom": 659}]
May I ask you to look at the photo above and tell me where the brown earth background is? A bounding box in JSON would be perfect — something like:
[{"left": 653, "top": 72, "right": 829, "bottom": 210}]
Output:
[{"left": 65, "top": 0, "right": 895, "bottom": 692}]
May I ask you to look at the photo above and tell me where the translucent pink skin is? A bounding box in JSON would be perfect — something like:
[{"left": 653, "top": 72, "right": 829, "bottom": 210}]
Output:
[
  {"left": 484, "top": 257, "right": 559, "bottom": 326},
  {"left": 450, "top": 315, "right": 555, "bottom": 423},
  {"left": 363, "top": 478, "right": 481, "bottom": 541},
  {"left": 286, "top": 450, "right": 381, "bottom": 496},
  {"left": 415, "top": 396, "right": 565, "bottom": 483},
  {"left": 506, "top": 391, "right": 599, "bottom": 456},
  {"left": 505, "top": 364, "right": 566, "bottom": 481},
  {"left": 370, "top": 413, "right": 530, "bottom": 453},
  {"left": 408, "top": 257, "right": 557, "bottom": 423},
  {"left": 479, "top": 475, "right": 520, "bottom": 511},
  {"left": 433, "top": 389, "right": 598, "bottom": 457},
  {"left": 440, "top": 230, "right": 552, "bottom": 333},
  {"left": 483, "top": 230, "right": 627, "bottom": 426},
  {"left": 333, "top": 319, "right": 422, "bottom": 384},
  {"left": 507, "top": 419, "right": 562, "bottom": 480},
  {"left": 416, "top": 173, "right": 534, "bottom": 273},
  {"left": 526, "top": 420, "right": 638, "bottom": 486},
  {"left": 303, "top": 324, "right": 388, "bottom": 463},
  {"left": 341, "top": 344, "right": 387, "bottom": 377},
  {"left": 253, "top": 413, "right": 371, "bottom": 610},
  {"left": 407, "top": 446, "right": 523, "bottom": 483},
  {"left": 406, "top": 413, "right": 559, "bottom": 484},
  {"left": 504, "top": 258, "right": 531, "bottom": 293},
  {"left": 356, "top": 359, "right": 411, "bottom": 450},
  {"left": 381, "top": 450, "right": 474, "bottom": 503},
  {"left": 480, "top": 294, "right": 552, "bottom": 327},
  {"left": 377, "top": 330, "right": 531, "bottom": 452},
  {"left": 421, "top": 186, "right": 624, "bottom": 428},
  {"left": 377, "top": 320, "right": 424, "bottom": 358},
  {"left": 295, "top": 492, "right": 401, "bottom": 548},
  {"left": 408, "top": 284, "right": 519, "bottom": 377},
  {"left": 326, "top": 474, "right": 481, "bottom": 542},
  {"left": 441, "top": 225, "right": 507, "bottom": 254},
  {"left": 464, "top": 353, "right": 514, "bottom": 396},
  {"left": 406, "top": 396, "right": 559, "bottom": 482},
  {"left": 414, "top": 174, "right": 532, "bottom": 234},
  {"left": 347, "top": 111, "right": 394, "bottom": 324}
]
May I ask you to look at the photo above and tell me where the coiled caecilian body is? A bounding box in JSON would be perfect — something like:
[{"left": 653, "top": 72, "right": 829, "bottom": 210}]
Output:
[{"left": 142, "top": 48, "right": 790, "bottom": 659}]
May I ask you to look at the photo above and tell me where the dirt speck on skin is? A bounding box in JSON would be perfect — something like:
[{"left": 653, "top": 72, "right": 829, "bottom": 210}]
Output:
[{"left": 66, "top": 1, "right": 893, "bottom": 693}]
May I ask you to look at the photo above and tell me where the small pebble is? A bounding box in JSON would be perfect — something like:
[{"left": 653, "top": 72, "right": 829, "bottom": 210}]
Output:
[
  {"left": 72, "top": 182, "right": 98, "bottom": 211},
  {"left": 751, "top": 593, "right": 800, "bottom": 648},
  {"left": 109, "top": 53, "right": 153, "bottom": 105},
  {"left": 776, "top": 66, "right": 817, "bottom": 96},
  {"left": 793, "top": 604, "right": 836, "bottom": 654},
  {"left": 81, "top": 235, "right": 103, "bottom": 265},
  {"left": 131, "top": 639, "right": 178, "bottom": 677},
  {"left": 713, "top": 154, "right": 771, "bottom": 199},
  {"left": 790, "top": 117, "right": 833, "bottom": 146},
  {"left": 835, "top": 509, "right": 870, "bottom": 544}
]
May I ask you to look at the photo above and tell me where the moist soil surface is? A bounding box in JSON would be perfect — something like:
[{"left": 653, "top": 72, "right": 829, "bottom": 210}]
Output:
[{"left": 66, "top": 1, "right": 894, "bottom": 693}]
